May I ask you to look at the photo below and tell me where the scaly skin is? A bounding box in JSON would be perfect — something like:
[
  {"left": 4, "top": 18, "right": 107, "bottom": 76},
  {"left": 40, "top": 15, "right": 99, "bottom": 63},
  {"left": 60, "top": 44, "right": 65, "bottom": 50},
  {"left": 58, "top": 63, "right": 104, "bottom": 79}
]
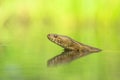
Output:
[{"left": 47, "top": 34, "right": 101, "bottom": 67}]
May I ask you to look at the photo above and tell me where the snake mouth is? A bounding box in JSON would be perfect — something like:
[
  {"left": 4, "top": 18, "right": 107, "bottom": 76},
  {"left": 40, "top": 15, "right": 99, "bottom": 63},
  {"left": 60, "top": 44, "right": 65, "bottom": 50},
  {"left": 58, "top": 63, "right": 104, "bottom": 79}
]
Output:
[
  {"left": 47, "top": 34, "right": 59, "bottom": 44},
  {"left": 47, "top": 34, "right": 53, "bottom": 41}
]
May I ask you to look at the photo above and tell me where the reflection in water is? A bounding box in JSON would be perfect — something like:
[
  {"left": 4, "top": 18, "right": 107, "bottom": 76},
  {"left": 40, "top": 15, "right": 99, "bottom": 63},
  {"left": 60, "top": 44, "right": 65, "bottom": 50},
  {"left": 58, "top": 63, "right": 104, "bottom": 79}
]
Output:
[{"left": 4, "top": 63, "right": 23, "bottom": 80}]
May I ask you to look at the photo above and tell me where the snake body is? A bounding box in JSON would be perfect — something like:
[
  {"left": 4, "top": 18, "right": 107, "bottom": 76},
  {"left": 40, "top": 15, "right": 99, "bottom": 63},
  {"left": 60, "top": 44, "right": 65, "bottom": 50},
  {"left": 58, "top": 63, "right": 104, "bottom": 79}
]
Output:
[{"left": 47, "top": 34, "right": 101, "bottom": 67}]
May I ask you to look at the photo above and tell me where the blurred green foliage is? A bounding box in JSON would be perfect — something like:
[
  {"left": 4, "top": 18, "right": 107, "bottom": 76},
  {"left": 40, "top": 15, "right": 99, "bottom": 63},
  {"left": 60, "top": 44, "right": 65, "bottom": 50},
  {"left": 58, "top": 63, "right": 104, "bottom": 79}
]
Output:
[{"left": 0, "top": 0, "right": 120, "bottom": 80}]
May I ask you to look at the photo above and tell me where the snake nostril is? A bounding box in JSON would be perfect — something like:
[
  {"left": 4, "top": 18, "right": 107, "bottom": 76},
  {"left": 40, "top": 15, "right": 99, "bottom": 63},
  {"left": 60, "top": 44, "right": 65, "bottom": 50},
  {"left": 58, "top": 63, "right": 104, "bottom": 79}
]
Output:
[{"left": 47, "top": 34, "right": 51, "bottom": 37}]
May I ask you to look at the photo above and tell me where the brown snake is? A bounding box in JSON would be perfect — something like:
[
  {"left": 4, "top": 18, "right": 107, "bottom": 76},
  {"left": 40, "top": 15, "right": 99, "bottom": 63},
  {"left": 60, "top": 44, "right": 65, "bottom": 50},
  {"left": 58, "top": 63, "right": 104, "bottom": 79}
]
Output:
[{"left": 47, "top": 34, "right": 101, "bottom": 67}]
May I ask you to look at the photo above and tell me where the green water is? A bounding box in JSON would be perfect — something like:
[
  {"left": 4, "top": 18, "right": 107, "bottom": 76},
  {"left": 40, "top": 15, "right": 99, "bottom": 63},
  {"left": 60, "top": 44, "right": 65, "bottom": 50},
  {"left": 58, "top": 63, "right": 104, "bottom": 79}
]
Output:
[{"left": 0, "top": 0, "right": 120, "bottom": 80}]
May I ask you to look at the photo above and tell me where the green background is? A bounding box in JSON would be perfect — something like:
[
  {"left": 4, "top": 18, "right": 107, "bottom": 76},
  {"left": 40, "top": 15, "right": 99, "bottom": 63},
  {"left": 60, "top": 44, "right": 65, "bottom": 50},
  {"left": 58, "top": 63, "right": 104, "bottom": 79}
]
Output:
[{"left": 0, "top": 0, "right": 120, "bottom": 80}]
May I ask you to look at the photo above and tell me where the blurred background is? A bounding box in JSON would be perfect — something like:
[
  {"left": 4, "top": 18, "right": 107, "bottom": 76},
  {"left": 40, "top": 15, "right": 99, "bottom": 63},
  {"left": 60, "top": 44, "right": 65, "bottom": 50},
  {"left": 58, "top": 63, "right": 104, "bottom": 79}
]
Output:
[{"left": 0, "top": 0, "right": 120, "bottom": 80}]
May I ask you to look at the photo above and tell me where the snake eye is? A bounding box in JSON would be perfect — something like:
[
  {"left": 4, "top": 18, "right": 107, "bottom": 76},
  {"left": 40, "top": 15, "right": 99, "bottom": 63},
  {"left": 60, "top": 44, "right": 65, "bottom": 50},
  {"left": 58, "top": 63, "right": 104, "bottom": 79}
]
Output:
[{"left": 54, "top": 35, "right": 58, "bottom": 38}]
